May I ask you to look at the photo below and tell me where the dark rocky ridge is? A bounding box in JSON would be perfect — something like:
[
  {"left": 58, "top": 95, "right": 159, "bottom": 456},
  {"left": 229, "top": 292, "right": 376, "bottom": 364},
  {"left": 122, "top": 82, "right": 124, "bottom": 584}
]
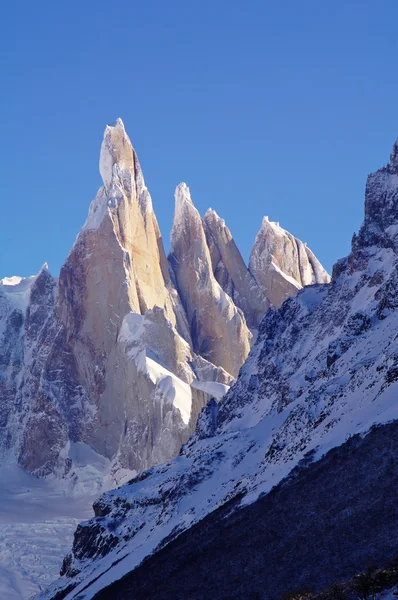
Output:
[{"left": 92, "top": 421, "right": 398, "bottom": 600}]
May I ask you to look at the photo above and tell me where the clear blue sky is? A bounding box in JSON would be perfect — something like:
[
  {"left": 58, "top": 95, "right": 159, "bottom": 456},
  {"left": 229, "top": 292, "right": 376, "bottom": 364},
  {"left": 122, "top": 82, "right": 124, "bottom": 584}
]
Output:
[{"left": 2, "top": 0, "right": 398, "bottom": 277}]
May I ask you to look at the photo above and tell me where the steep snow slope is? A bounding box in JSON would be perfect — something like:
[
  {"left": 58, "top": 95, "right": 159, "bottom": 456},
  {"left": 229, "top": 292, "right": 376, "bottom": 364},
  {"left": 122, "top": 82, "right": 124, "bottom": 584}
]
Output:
[
  {"left": 37, "top": 141, "right": 398, "bottom": 600},
  {"left": 86, "top": 421, "right": 398, "bottom": 599}
]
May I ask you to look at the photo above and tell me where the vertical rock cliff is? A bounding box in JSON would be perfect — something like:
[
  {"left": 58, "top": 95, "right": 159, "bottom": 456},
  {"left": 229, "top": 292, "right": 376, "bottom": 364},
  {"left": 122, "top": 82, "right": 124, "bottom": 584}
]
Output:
[
  {"left": 203, "top": 208, "right": 269, "bottom": 329},
  {"left": 169, "top": 183, "right": 252, "bottom": 376}
]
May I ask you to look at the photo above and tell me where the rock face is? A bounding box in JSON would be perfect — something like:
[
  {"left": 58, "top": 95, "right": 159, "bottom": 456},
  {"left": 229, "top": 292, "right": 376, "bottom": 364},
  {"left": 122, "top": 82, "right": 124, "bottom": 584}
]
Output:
[
  {"left": 0, "top": 122, "right": 227, "bottom": 478},
  {"left": 250, "top": 216, "right": 330, "bottom": 306},
  {"left": 38, "top": 138, "right": 398, "bottom": 600},
  {"left": 53, "top": 119, "right": 202, "bottom": 470},
  {"left": 169, "top": 184, "right": 251, "bottom": 377},
  {"left": 0, "top": 118, "right": 328, "bottom": 481},
  {"left": 203, "top": 208, "right": 269, "bottom": 329}
]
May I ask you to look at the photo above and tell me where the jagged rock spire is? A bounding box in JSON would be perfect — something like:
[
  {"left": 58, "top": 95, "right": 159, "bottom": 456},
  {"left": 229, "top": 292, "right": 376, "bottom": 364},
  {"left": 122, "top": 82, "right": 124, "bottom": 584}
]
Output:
[
  {"left": 389, "top": 138, "right": 398, "bottom": 169},
  {"left": 340, "top": 136, "right": 398, "bottom": 277},
  {"left": 170, "top": 183, "right": 251, "bottom": 377},
  {"left": 203, "top": 208, "right": 269, "bottom": 329}
]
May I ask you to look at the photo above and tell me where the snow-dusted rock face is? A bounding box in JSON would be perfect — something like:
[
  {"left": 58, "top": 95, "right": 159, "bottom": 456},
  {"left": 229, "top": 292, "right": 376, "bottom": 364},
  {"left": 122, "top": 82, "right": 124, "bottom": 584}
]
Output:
[
  {"left": 250, "top": 216, "right": 331, "bottom": 307},
  {"left": 53, "top": 119, "right": 206, "bottom": 471},
  {"left": 0, "top": 267, "right": 69, "bottom": 475},
  {"left": 203, "top": 208, "right": 269, "bottom": 329},
  {"left": 0, "top": 122, "right": 233, "bottom": 479},
  {"left": 38, "top": 139, "right": 398, "bottom": 600},
  {"left": 169, "top": 183, "right": 252, "bottom": 377},
  {"left": 0, "top": 118, "right": 328, "bottom": 483}
]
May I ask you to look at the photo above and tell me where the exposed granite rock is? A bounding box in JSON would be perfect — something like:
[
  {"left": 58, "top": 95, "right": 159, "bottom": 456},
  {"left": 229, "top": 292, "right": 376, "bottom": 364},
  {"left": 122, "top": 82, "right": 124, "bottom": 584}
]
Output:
[
  {"left": 0, "top": 122, "right": 231, "bottom": 477},
  {"left": 169, "top": 183, "right": 251, "bottom": 377},
  {"left": 250, "top": 216, "right": 330, "bottom": 307},
  {"left": 203, "top": 208, "right": 269, "bottom": 329}
]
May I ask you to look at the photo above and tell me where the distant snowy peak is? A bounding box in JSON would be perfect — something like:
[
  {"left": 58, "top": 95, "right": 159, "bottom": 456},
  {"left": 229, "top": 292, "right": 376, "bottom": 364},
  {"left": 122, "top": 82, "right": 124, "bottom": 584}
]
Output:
[
  {"left": 0, "top": 264, "right": 54, "bottom": 316},
  {"left": 249, "top": 215, "right": 330, "bottom": 306},
  {"left": 0, "top": 275, "right": 37, "bottom": 313}
]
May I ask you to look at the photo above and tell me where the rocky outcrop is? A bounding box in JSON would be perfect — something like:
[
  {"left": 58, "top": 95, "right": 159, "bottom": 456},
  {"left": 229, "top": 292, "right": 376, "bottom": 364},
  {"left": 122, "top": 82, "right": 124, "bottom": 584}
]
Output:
[
  {"left": 250, "top": 216, "right": 330, "bottom": 307},
  {"left": 169, "top": 183, "right": 251, "bottom": 377},
  {"left": 203, "top": 208, "right": 269, "bottom": 329},
  {"left": 38, "top": 138, "right": 398, "bottom": 600}
]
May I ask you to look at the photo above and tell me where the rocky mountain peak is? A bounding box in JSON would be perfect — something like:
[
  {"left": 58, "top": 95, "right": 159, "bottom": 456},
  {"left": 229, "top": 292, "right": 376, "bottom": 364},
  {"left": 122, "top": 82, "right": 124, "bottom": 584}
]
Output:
[
  {"left": 363, "top": 143, "right": 398, "bottom": 236},
  {"left": 170, "top": 183, "right": 251, "bottom": 377},
  {"left": 175, "top": 181, "right": 194, "bottom": 205},
  {"left": 203, "top": 207, "right": 269, "bottom": 329},
  {"left": 250, "top": 215, "right": 330, "bottom": 307},
  {"left": 336, "top": 140, "right": 398, "bottom": 278},
  {"left": 100, "top": 118, "right": 133, "bottom": 188},
  {"left": 389, "top": 138, "right": 398, "bottom": 169},
  {"left": 204, "top": 207, "right": 225, "bottom": 226},
  {"left": 172, "top": 183, "right": 198, "bottom": 239}
]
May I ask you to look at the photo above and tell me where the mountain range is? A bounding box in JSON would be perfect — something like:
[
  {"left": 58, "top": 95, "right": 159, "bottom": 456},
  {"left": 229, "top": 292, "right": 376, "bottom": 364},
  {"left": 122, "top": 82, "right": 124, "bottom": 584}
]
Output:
[
  {"left": 0, "top": 118, "right": 329, "bottom": 483},
  {"left": 30, "top": 133, "right": 398, "bottom": 600}
]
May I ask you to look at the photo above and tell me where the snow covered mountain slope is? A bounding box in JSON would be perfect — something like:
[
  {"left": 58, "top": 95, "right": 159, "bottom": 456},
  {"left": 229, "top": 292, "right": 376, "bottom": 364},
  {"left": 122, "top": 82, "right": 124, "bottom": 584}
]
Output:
[
  {"left": 77, "top": 420, "right": 398, "bottom": 600},
  {"left": 36, "top": 138, "right": 398, "bottom": 600}
]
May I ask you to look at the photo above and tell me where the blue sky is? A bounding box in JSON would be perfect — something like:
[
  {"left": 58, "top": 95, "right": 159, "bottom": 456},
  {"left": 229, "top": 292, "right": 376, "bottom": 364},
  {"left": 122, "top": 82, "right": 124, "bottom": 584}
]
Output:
[{"left": 2, "top": 0, "right": 398, "bottom": 277}]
